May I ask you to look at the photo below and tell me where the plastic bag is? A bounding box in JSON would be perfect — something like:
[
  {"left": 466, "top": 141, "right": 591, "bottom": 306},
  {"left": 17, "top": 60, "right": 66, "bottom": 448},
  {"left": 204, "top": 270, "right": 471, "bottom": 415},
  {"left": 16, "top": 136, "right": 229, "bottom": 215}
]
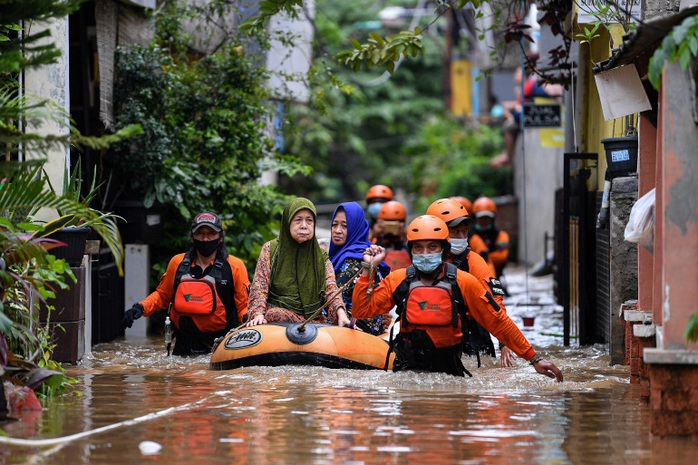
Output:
[{"left": 624, "top": 188, "right": 655, "bottom": 250}]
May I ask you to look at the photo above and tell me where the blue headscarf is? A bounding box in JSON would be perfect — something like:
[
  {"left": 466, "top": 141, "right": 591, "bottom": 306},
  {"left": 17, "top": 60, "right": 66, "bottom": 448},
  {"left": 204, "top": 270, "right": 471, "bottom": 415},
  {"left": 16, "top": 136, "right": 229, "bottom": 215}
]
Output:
[{"left": 329, "top": 202, "right": 390, "bottom": 276}]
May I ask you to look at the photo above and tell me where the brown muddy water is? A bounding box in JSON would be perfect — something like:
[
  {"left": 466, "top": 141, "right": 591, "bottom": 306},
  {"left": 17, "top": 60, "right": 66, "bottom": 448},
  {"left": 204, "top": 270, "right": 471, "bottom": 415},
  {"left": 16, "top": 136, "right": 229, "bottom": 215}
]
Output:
[{"left": 2, "top": 268, "right": 697, "bottom": 464}]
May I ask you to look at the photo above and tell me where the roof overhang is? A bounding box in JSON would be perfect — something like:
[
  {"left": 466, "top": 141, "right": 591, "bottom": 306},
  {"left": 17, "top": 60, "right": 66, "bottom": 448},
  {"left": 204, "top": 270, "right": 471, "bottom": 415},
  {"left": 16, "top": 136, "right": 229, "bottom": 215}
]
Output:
[{"left": 593, "top": 6, "right": 698, "bottom": 75}]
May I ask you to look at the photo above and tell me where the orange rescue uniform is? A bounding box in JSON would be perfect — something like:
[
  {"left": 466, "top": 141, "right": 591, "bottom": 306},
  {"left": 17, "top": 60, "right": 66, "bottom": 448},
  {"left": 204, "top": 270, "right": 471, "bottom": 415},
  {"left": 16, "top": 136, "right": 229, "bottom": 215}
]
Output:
[
  {"left": 351, "top": 267, "right": 535, "bottom": 361},
  {"left": 140, "top": 252, "right": 250, "bottom": 333}
]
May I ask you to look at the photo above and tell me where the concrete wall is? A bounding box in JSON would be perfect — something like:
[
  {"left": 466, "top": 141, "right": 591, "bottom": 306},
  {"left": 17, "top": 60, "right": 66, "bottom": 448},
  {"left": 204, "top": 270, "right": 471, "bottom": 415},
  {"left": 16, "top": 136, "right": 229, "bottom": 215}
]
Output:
[
  {"left": 514, "top": 130, "right": 564, "bottom": 265},
  {"left": 637, "top": 114, "right": 657, "bottom": 311},
  {"left": 643, "top": 0, "right": 680, "bottom": 20},
  {"left": 609, "top": 176, "right": 638, "bottom": 364},
  {"left": 23, "top": 16, "right": 70, "bottom": 214},
  {"left": 652, "top": 60, "right": 698, "bottom": 351}
]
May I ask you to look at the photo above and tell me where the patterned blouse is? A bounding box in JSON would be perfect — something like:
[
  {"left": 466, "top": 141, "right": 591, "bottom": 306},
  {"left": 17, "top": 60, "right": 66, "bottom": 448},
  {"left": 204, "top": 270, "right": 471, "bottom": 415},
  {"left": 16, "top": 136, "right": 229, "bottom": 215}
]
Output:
[
  {"left": 335, "top": 257, "right": 392, "bottom": 335},
  {"left": 248, "top": 241, "right": 346, "bottom": 324}
]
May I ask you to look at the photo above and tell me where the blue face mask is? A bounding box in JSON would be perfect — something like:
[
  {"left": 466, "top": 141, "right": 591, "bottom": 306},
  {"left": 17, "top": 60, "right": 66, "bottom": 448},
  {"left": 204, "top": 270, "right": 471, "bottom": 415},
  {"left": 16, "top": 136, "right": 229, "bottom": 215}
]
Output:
[
  {"left": 367, "top": 203, "right": 383, "bottom": 220},
  {"left": 450, "top": 238, "right": 468, "bottom": 255},
  {"left": 412, "top": 252, "right": 442, "bottom": 273}
]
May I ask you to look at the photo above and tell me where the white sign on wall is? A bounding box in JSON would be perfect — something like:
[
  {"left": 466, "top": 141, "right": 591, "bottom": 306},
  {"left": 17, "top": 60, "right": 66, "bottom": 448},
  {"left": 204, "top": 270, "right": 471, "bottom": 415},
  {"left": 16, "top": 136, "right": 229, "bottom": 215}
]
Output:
[{"left": 594, "top": 64, "right": 652, "bottom": 121}]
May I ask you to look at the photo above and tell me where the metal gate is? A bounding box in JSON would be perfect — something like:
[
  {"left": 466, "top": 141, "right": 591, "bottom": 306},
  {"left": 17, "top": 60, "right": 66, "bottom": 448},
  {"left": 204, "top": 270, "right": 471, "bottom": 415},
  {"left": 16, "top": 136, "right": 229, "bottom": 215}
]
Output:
[{"left": 561, "top": 153, "right": 598, "bottom": 345}]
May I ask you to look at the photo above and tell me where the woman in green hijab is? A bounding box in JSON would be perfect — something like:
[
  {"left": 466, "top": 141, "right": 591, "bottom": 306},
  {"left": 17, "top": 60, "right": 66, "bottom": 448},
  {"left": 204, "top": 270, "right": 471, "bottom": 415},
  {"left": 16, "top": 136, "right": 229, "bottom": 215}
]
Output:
[{"left": 246, "top": 198, "right": 351, "bottom": 326}]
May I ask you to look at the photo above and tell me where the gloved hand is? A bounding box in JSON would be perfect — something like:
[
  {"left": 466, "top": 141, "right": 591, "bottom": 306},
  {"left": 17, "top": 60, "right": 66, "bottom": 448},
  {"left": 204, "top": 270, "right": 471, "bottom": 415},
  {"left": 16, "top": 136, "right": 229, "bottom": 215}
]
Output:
[{"left": 123, "top": 303, "right": 144, "bottom": 328}]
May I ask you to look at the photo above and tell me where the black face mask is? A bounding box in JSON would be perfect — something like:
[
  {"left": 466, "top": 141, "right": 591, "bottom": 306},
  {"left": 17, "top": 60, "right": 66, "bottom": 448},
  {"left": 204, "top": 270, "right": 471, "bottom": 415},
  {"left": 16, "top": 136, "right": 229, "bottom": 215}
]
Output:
[{"left": 193, "top": 239, "right": 220, "bottom": 257}]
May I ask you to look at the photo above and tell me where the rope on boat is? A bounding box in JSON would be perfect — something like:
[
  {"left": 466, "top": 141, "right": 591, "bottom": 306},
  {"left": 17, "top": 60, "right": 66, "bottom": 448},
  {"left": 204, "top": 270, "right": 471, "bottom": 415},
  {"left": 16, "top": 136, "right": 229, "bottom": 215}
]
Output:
[
  {"left": 0, "top": 396, "right": 213, "bottom": 447},
  {"left": 219, "top": 263, "right": 371, "bottom": 338},
  {"left": 298, "top": 266, "right": 366, "bottom": 332}
]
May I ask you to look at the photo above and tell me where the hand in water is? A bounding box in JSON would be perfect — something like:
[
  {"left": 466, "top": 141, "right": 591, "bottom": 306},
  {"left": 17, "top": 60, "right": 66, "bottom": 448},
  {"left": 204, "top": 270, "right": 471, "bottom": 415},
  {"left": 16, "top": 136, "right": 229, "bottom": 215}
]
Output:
[
  {"left": 533, "top": 359, "right": 564, "bottom": 382},
  {"left": 500, "top": 346, "right": 517, "bottom": 367}
]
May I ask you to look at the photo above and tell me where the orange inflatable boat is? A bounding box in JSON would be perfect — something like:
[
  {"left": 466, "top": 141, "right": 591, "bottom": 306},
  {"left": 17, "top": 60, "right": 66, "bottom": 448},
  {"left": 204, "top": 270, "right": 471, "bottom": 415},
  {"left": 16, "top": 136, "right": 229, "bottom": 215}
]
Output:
[{"left": 210, "top": 323, "right": 395, "bottom": 371}]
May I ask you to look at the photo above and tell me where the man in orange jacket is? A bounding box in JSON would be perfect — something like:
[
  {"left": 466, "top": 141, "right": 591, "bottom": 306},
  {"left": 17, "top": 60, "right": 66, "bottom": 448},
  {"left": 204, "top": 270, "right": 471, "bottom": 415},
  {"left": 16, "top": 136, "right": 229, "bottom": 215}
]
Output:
[
  {"left": 374, "top": 200, "right": 411, "bottom": 271},
  {"left": 470, "top": 197, "right": 510, "bottom": 283},
  {"left": 365, "top": 184, "right": 394, "bottom": 242},
  {"left": 352, "top": 215, "right": 562, "bottom": 380},
  {"left": 426, "top": 198, "right": 516, "bottom": 367},
  {"left": 123, "top": 212, "right": 250, "bottom": 355}
]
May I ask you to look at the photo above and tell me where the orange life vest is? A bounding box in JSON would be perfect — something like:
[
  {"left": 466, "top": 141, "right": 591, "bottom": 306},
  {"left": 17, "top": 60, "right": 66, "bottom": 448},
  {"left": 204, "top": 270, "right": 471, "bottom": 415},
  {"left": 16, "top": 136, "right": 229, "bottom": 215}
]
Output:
[
  {"left": 170, "top": 253, "right": 233, "bottom": 333},
  {"left": 392, "top": 264, "right": 463, "bottom": 349},
  {"left": 384, "top": 249, "right": 411, "bottom": 271}
]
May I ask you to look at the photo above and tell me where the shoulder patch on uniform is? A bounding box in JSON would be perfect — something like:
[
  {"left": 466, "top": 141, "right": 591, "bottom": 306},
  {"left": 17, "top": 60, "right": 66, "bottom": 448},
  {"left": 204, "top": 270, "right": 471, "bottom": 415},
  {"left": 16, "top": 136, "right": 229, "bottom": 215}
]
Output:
[{"left": 488, "top": 277, "right": 506, "bottom": 296}]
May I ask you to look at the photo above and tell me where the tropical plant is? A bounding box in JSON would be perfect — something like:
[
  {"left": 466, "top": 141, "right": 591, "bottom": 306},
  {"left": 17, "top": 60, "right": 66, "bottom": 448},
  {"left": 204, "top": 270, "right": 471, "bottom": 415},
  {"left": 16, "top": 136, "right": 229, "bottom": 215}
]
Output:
[
  {"left": 648, "top": 14, "right": 698, "bottom": 91},
  {"left": 107, "top": 1, "right": 310, "bottom": 273},
  {"left": 0, "top": 166, "right": 94, "bottom": 410},
  {"left": 0, "top": 163, "right": 125, "bottom": 277},
  {"left": 1, "top": 0, "right": 134, "bottom": 407},
  {"left": 685, "top": 311, "right": 698, "bottom": 344}
]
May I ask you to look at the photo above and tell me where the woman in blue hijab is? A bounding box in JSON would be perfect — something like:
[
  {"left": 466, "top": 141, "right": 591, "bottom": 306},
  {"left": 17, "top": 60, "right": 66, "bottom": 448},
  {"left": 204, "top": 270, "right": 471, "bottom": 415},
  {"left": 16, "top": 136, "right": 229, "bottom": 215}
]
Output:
[{"left": 329, "top": 202, "right": 392, "bottom": 335}]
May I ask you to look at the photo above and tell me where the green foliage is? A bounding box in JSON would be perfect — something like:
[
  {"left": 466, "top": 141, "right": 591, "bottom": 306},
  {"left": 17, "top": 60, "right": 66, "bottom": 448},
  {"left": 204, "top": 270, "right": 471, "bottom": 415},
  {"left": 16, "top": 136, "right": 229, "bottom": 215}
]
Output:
[
  {"left": 242, "top": 0, "right": 463, "bottom": 75},
  {"left": 685, "top": 311, "right": 698, "bottom": 344},
  {"left": 0, "top": 0, "right": 133, "bottom": 397},
  {"left": 649, "top": 15, "right": 698, "bottom": 90},
  {"left": 402, "top": 115, "right": 511, "bottom": 212},
  {"left": 109, "top": 2, "right": 309, "bottom": 269},
  {"left": 280, "top": 0, "right": 448, "bottom": 203},
  {"left": 0, "top": 164, "right": 90, "bottom": 399},
  {"left": 575, "top": 22, "right": 604, "bottom": 46},
  {"left": 337, "top": 29, "right": 424, "bottom": 73},
  {"left": 0, "top": 162, "right": 125, "bottom": 276},
  {"left": 0, "top": 0, "right": 84, "bottom": 74},
  {"left": 575, "top": 0, "right": 639, "bottom": 58},
  {"left": 240, "top": 0, "right": 304, "bottom": 37}
]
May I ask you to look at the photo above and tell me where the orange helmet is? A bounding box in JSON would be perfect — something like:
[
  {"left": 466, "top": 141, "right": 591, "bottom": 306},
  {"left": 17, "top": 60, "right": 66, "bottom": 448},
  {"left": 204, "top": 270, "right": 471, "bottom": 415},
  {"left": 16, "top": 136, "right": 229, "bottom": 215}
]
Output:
[
  {"left": 426, "top": 198, "right": 472, "bottom": 228},
  {"left": 406, "top": 215, "right": 450, "bottom": 242},
  {"left": 450, "top": 196, "right": 472, "bottom": 215},
  {"left": 378, "top": 200, "right": 406, "bottom": 221},
  {"left": 365, "top": 184, "right": 394, "bottom": 203},
  {"left": 472, "top": 197, "right": 497, "bottom": 218}
]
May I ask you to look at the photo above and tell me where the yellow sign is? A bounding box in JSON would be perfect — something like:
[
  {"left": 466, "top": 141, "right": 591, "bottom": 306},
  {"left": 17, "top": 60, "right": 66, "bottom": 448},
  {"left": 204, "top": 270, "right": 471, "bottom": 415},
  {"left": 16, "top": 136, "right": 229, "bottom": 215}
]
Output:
[
  {"left": 535, "top": 97, "right": 565, "bottom": 147},
  {"left": 451, "top": 59, "right": 471, "bottom": 117}
]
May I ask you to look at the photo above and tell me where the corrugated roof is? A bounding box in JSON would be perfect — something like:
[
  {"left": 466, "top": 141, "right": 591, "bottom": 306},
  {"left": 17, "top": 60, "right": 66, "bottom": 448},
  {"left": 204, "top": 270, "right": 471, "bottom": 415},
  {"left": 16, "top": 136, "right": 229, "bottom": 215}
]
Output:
[{"left": 593, "top": 6, "right": 698, "bottom": 74}]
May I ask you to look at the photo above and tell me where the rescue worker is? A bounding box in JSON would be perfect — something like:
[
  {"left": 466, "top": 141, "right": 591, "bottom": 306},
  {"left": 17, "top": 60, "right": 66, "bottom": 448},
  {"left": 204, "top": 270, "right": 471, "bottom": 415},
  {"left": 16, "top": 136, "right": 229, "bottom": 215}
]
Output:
[
  {"left": 426, "top": 198, "right": 516, "bottom": 367},
  {"left": 365, "top": 184, "right": 393, "bottom": 241},
  {"left": 329, "top": 201, "right": 392, "bottom": 335},
  {"left": 374, "top": 200, "right": 411, "bottom": 271},
  {"left": 352, "top": 215, "right": 562, "bottom": 380},
  {"left": 470, "top": 197, "right": 510, "bottom": 283},
  {"left": 450, "top": 195, "right": 490, "bottom": 257},
  {"left": 122, "top": 212, "right": 250, "bottom": 355},
  {"left": 450, "top": 196, "right": 472, "bottom": 215},
  {"left": 246, "top": 197, "right": 351, "bottom": 327}
]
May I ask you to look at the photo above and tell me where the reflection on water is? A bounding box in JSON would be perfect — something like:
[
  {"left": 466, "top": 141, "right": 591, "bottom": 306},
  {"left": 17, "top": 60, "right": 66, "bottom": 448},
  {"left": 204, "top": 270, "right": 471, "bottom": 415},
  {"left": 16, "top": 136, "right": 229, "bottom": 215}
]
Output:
[
  {"left": 3, "top": 341, "right": 697, "bottom": 465},
  {"left": 3, "top": 271, "right": 697, "bottom": 464}
]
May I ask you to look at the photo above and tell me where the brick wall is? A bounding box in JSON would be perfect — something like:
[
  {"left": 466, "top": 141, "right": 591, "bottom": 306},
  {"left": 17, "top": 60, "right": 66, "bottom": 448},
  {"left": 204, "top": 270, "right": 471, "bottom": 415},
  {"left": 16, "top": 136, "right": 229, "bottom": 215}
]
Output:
[
  {"left": 650, "top": 364, "right": 698, "bottom": 437},
  {"left": 622, "top": 305, "right": 655, "bottom": 401}
]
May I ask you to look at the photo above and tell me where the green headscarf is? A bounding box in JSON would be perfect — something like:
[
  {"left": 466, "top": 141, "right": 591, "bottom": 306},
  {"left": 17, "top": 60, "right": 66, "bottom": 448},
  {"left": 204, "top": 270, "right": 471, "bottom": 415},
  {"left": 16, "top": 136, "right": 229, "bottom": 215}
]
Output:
[{"left": 267, "top": 197, "right": 328, "bottom": 318}]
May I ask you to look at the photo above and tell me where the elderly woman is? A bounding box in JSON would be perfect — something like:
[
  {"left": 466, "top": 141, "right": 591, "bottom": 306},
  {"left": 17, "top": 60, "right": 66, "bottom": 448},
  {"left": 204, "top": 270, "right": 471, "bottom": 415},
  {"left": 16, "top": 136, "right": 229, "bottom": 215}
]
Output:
[
  {"left": 329, "top": 202, "right": 392, "bottom": 335},
  {"left": 246, "top": 198, "right": 351, "bottom": 327}
]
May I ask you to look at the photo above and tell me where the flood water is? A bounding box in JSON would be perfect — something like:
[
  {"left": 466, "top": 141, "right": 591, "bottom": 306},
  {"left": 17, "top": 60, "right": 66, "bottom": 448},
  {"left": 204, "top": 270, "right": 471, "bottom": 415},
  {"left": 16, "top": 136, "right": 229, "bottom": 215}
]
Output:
[{"left": 2, "top": 266, "right": 697, "bottom": 464}]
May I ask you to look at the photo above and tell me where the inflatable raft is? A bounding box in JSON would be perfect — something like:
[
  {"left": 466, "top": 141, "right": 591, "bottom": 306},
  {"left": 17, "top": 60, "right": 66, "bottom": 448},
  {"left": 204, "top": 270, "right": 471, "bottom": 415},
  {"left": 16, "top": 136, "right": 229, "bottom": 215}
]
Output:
[{"left": 210, "top": 323, "right": 395, "bottom": 371}]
